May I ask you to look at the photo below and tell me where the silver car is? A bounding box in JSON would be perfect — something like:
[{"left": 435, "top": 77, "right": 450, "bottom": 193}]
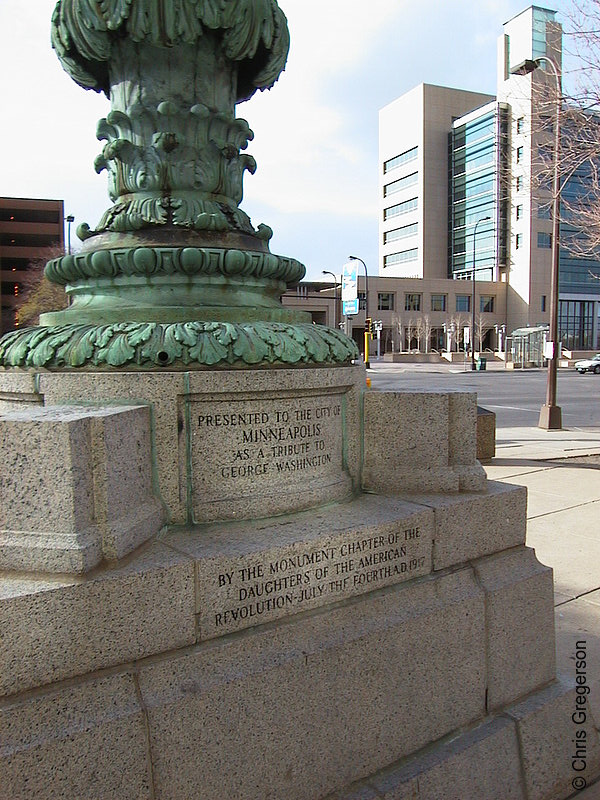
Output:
[{"left": 575, "top": 354, "right": 600, "bottom": 374}]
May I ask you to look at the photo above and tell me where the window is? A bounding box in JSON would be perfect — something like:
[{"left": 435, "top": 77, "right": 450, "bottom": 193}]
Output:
[
  {"left": 384, "top": 172, "right": 418, "bottom": 197},
  {"left": 358, "top": 291, "right": 366, "bottom": 311},
  {"left": 538, "top": 204, "right": 551, "bottom": 219},
  {"left": 516, "top": 233, "right": 523, "bottom": 250},
  {"left": 383, "top": 146, "right": 418, "bottom": 174},
  {"left": 384, "top": 197, "right": 418, "bottom": 220},
  {"left": 516, "top": 146, "right": 524, "bottom": 163},
  {"left": 516, "top": 205, "right": 523, "bottom": 220},
  {"left": 541, "top": 295, "right": 547, "bottom": 312},
  {"left": 431, "top": 294, "right": 447, "bottom": 312},
  {"left": 378, "top": 292, "right": 394, "bottom": 311},
  {"left": 456, "top": 295, "right": 471, "bottom": 312},
  {"left": 480, "top": 295, "right": 495, "bottom": 313},
  {"left": 405, "top": 293, "right": 421, "bottom": 312},
  {"left": 516, "top": 117, "right": 525, "bottom": 134},
  {"left": 538, "top": 232, "right": 552, "bottom": 248},
  {"left": 383, "top": 222, "right": 417, "bottom": 244},
  {"left": 384, "top": 249, "right": 418, "bottom": 268},
  {"left": 516, "top": 176, "right": 523, "bottom": 192}
]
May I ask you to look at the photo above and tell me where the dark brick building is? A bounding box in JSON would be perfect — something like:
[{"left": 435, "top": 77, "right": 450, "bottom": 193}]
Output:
[{"left": 0, "top": 197, "right": 65, "bottom": 334}]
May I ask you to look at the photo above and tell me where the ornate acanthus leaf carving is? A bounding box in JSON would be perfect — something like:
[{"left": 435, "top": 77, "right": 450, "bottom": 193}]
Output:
[
  {"left": 51, "top": 0, "right": 289, "bottom": 100},
  {"left": 0, "top": 322, "right": 360, "bottom": 370}
]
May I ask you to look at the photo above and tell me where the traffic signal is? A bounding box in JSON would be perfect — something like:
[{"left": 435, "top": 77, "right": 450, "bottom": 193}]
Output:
[{"left": 365, "top": 317, "right": 372, "bottom": 335}]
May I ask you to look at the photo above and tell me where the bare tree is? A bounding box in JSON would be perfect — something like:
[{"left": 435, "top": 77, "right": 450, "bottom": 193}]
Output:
[
  {"left": 449, "top": 313, "right": 468, "bottom": 351},
  {"left": 526, "top": 3, "right": 600, "bottom": 258},
  {"left": 422, "top": 314, "right": 432, "bottom": 353},
  {"left": 391, "top": 313, "right": 403, "bottom": 352},
  {"left": 415, "top": 317, "right": 425, "bottom": 352},
  {"left": 406, "top": 317, "right": 415, "bottom": 351},
  {"left": 475, "top": 313, "right": 494, "bottom": 352},
  {"left": 15, "top": 245, "right": 68, "bottom": 327}
]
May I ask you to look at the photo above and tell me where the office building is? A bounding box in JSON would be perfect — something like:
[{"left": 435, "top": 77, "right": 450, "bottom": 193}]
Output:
[
  {"left": 379, "top": 85, "right": 493, "bottom": 281},
  {"left": 378, "top": 5, "right": 600, "bottom": 352}
]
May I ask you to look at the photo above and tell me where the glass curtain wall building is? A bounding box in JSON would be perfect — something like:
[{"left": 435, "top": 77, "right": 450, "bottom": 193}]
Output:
[
  {"left": 559, "top": 160, "right": 600, "bottom": 349},
  {"left": 449, "top": 102, "right": 509, "bottom": 282}
]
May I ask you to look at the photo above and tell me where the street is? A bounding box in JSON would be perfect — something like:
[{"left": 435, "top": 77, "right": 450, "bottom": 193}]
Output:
[{"left": 367, "top": 363, "right": 600, "bottom": 429}]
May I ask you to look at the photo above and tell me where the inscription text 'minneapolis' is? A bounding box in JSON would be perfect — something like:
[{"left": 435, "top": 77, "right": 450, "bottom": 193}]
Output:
[{"left": 197, "top": 401, "right": 341, "bottom": 480}]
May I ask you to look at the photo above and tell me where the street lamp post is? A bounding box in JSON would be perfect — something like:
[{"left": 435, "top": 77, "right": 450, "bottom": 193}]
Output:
[
  {"left": 348, "top": 255, "right": 369, "bottom": 368},
  {"left": 471, "top": 216, "right": 491, "bottom": 371},
  {"left": 322, "top": 270, "right": 339, "bottom": 329},
  {"left": 65, "top": 214, "right": 75, "bottom": 255},
  {"left": 511, "top": 56, "right": 562, "bottom": 430}
]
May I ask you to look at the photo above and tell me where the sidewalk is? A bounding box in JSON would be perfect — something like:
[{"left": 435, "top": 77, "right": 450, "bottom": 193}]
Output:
[{"left": 485, "top": 425, "right": 600, "bottom": 768}]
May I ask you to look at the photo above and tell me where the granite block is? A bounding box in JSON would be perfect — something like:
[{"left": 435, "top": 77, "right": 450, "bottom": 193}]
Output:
[
  {"left": 477, "top": 405, "right": 496, "bottom": 462},
  {"left": 473, "top": 546, "right": 556, "bottom": 710},
  {"left": 448, "top": 391, "right": 478, "bottom": 467},
  {"left": 88, "top": 406, "right": 166, "bottom": 559},
  {"left": 369, "top": 716, "right": 524, "bottom": 800},
  {"left": 363, "top": 391, "right": 458, "bottom": 493},
  {"left": 0, "top": 405, "right": 165, "bottom": 572},
  {"left": 507, "top": 679, "right": 600, "bottom": 800},
  {"left": 0, "top": 673, "right": 152, "bottom": 800},
  {"left": 138, "top": 569, "right": 486, "bottom": 800},
  {"left": 0, "top": 406, "right": 101, "bottom": 573},
  {"left": 38, "top": 371, "right": 187, "bottom": 522},
  {"left": 0, "top": 370, "right": 41, "bottom": 396},
  {"left": 402, "top": 481, "right": 527, "bottom": 570},
  {"left": 164, "top": 494, "right": 434, "bottom": 639},
  {"left": 0, "top": 542, "right": 195, "bottom": 696},
  {"left": 0, "top": 377, "right": 43, "bottom": 412},
  {"left": 36, "top": 366, "right": 364, "bottom": 524}
]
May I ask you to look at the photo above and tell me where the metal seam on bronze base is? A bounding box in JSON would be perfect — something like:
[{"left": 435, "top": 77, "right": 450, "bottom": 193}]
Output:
[{"left": 0, "top": 322, "right": 360, "bottom": 370}]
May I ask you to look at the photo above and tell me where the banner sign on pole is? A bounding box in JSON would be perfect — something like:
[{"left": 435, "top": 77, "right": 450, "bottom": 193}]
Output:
[
  {"left": 343, "top": 298, "right": 359, "bottom": 316},
  {"left": 341, "top": 261, "right": 358, "bottom": 302}
]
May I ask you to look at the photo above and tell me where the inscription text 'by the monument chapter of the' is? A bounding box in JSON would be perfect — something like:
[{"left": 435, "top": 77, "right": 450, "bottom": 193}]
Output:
[{"left": 200, "top": 523, "right": 431, "bottom": 637}]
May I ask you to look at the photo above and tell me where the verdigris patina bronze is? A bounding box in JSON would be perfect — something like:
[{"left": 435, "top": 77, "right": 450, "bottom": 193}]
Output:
[{"left": 0, "top": 0, "right": 358, "bottom": 369}]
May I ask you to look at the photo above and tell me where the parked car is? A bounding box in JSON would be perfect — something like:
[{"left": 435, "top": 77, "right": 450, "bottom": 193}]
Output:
[{"left": 575, "top": 354, "right": 600, "bottom": 374}]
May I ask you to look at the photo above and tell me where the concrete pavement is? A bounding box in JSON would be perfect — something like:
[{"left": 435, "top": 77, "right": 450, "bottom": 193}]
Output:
[{"left": 486, "top": 426, "right": 600, "bottom": 798}]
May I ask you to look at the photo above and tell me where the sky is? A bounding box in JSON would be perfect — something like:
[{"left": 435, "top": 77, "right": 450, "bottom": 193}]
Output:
[{"left": 0, "top": 0, "right": 560, "bottom": 281}]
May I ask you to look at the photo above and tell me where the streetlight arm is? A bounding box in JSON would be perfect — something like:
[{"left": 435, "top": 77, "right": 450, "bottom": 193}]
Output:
[
  {"left": 322, "top": 270, "right": 339, "bottom": 328},
  {"left": 348, "top": 255, "right": 370, "bottom": 367}
]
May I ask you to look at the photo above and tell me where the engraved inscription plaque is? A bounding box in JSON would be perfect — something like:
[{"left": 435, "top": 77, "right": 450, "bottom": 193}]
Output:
[
  {"left": 197, "top": 515, "right": 432, "bottom": 639},
  {"left": 188, "top": 391, "right": 352, "bottom": 520}
]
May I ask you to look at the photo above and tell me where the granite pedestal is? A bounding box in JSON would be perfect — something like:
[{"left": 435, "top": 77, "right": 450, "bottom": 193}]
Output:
[{"left": 0, "top": 365, "right": 598, "bottom": 800}]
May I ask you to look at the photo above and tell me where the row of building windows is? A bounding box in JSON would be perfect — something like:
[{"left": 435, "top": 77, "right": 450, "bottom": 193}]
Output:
[
  {"left": 383, "top": 222, "right": 418, "bottom": 244},
  {"left": 514, "top": 204, "right": 552, "bottom": 221},
  {"left": 383, "top": 197, "right": 418, "bottom": 221},
  {"left": 357, "top": 291, "right": 495, "bottom": 313},
  {"left": 383, "top": 171, "right": 418, "bottom": 197},
  {"left": 515, "top": 232, "right": 552, "bottom": 249},
  {"left": 383, "top": 146, "right": 418, "bottom": 174},
  {"left": 383, "top": 248, "right": 418, "bottom": 267}
]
